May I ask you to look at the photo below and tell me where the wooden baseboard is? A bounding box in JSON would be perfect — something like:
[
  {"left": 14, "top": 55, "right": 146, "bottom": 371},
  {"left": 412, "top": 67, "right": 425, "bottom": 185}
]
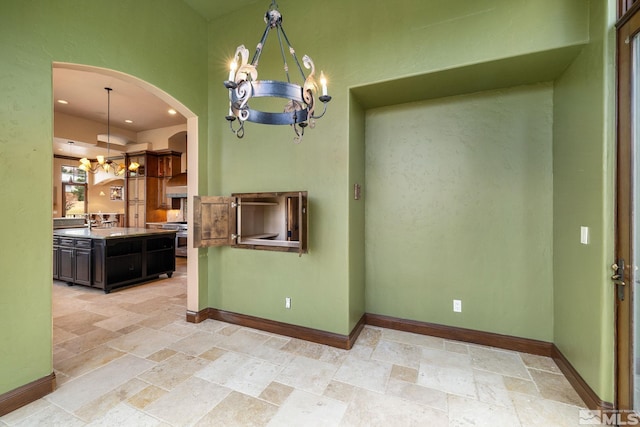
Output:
[
  {"left": 186, "top": 308, "right": 209, "bottom": 324},
  {"left": 0, "top": 373, "right": 56, "bottom": 417},
  {"left": 551, "top": 344, "right": 615, "bottom": 412},
  {"left": 365, "top": 313, "right": 554, "bottom": 356},
  {"left": 204, "top": 308, "right": 365, "bottom": 350}
]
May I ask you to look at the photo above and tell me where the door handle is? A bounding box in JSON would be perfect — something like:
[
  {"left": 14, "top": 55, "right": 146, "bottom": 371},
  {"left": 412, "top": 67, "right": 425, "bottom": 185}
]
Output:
[{"left": 612, "top": 260, "right": 626, "bottom": 301}]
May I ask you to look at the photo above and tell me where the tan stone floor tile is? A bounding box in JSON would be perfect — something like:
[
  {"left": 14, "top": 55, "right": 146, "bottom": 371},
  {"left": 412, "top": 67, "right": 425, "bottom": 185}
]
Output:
[
  {"left": 53, "top": 310, "right": 109, "bottom": 334},
  {"left": 504, "top": 376, "right": 541, "bottom": 397},
  {"left": 356, "top": 326, "right": 382, "bottom": 347},
  {"left": 139, "top": 352, "right": 209, "bottom": 390},
  {"left": 53, "top": 345, "right": 77, "bottom": 365},
  {"left": 528, "top": 368, "right": 585, "bottom": 407},
  {"left": 268, "top": 389, "right": 347, "bottom": 426},
  {"left": 381, "top": 328, "right": 445, "bottom": 349},
  {"left": 199, "top": 346, "right": 227, "bottom": 362},
  {"left": 371, "top": 339, "right": 423, "bottom": 369},
  {"left": 194, "top": 391, "right": 278, "bottom": 427},
  {"left": 56, "top": 327, "right": 121, "bottom": 355},
  {"left": 386, "top": 378, "right": 448, "bottom": 411},
  {"left": 128, "top": 384, "right": 168, "bottom": 409},
  {"left": 445, "top": 340, "right": 469, "bottom": 354},
  {"left": 511, "top": 392, "right": 585, "bottom": 427},
  {"left": 53, "top": 326, "right": 78, "bottom": 345},
  {"left": 73, "top": 377, "right": 149, "bottom": 422},
  {"left": 147, "top": 348, "right": 177, "bottom": 362},
  {"left": 47, "top": 354, "right": 155, "bottom": 413},
  {"left": 342, "top": 388, "right": 446, "bottom": 426},
  {"left": 54, "top": 344, "right": 125, "bottom": 379},
  {"left": 520, "top": 353, "right": 562, "bottom": 374},
  {"left": 116, "top": 323, "right": 143, "bottom": 335},
  {"left": 448, "top": 394, "right": 520, "bottom": 426},
  {"left": 323, "top": 380, "right": 356, "bottom": 403},
  {"left": 136, "top": 312, "right": 180, "bottom": 330},
  {"left": 469, "top": 346, "right": 530, "bottom": 379},
  {"left": 258, "top": 381, "right": 294, "bottom": 406},
  {"left": 218, "top": 324, "right": 242, "bottom": 336},
  {"left": 320, "top": 346, "right": 349, "bottom": 365},
  {"left": 144, "top": 376, "right": 232, "bottom": 426},
  {"left": 390, "top": 364, "right": 418, "bottom": 383},
  {"left": 281, "top": 338, "right": 325, "bottom": 359},
  {"left": 169, "top": 330, "right": 223, "bottom": 356}
]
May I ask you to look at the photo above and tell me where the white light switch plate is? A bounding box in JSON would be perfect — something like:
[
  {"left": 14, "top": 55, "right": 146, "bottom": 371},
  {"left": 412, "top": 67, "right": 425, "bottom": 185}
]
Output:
[{"left": 580, "top": 226, "right": 589, "bottom": 245}]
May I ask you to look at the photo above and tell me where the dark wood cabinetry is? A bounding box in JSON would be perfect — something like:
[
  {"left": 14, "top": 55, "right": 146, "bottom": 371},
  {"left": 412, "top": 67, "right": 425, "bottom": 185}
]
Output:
[
  {"left": 156, "top": 151, "right": 181, "bottom": 209},
  {"left": 55, "top": 237, "right": 92, "bottom": 286},
  {"left": 53, "top": 229, "right": 176, "bottom": 293},
  {"left": 92, "top": 233, "right": 175, "bottom": 293}
]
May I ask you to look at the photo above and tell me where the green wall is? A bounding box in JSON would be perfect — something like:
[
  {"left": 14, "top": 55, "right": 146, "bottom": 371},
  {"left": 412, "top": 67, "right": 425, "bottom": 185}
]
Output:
[
  {"left": 206, "top": 0, "right": 590, "bottom": 337},
  {"left": 552, "top": 0, "right": 616, "bottom": 402},
  {"left": 0, "top": 0, "right": 208, "bottom": 395},
  {"left": 365, "top": 84, "right": 554, "bottom": 341}
]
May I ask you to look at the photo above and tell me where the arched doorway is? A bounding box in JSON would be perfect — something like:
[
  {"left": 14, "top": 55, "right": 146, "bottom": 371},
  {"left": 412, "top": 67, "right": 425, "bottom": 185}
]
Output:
[{"left": 52, "top": 62, "right": 200, "bottom": 313}]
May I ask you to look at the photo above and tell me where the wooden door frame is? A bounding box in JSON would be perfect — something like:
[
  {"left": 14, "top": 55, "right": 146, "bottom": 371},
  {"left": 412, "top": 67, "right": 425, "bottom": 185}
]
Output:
[{"left": 616, "top": 2, "right": 640, "bottom": 410}]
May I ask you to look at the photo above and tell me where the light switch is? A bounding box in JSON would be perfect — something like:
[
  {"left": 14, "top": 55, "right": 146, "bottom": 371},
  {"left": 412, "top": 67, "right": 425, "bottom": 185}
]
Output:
[{"left": 580, "top": 226, "right": 589, "bottom": 245}]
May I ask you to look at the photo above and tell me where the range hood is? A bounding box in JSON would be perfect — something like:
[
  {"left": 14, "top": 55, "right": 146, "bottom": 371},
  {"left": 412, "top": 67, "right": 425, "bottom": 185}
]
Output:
[{"left": 166, "top": 172, "right": 187, "bottom": 198}]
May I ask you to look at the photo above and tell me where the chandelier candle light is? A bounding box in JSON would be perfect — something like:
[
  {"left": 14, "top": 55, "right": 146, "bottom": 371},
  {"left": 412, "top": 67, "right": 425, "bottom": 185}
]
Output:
[
  {"left": 78, "top": 87, "right": 139, "bottom": 175},
  {"left": 224, "top": 0, "right": 331, "bottom": 143}
]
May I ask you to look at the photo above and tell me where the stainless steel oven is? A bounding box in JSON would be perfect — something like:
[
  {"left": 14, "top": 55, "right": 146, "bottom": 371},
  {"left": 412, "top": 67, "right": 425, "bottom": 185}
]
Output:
[
  {"left": 162, "top": 222, "right": 188, "bottom": 257},
  {"left": 175, "top": 229, "right": 187, "bottom": 257}
]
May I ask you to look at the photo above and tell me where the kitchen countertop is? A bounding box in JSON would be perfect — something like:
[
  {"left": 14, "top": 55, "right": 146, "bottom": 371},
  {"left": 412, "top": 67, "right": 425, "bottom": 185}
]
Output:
[{"left": 53, "top": 227, "right": 177, "bottom": 240}]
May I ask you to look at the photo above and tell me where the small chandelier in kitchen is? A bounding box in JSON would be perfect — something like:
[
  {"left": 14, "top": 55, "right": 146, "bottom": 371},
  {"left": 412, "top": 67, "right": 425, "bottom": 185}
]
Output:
[
  {"left": 224, "top": 0, "right": 331, "bottom": 143},
  {"left": 78, "top": 87, "right": 139, "bottom": 175}
]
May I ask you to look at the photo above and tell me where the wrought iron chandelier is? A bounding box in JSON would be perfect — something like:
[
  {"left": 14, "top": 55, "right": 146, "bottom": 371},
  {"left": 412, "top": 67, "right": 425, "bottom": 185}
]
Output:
[
  {"left": 78, "top": 87, "right": 139, "bottom": 175},
  {"left": 224, "top": 0, "right": 331, "bottom": 143}
]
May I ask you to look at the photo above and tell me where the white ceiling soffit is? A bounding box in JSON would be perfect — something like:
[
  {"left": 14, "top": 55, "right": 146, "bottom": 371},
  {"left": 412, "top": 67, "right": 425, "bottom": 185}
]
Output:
[
  {"left": 53, "top": 67, "right": 186, "bottom": 133},
  {"left": 53, "top": 65, "right": 187, "bottom": 159}
]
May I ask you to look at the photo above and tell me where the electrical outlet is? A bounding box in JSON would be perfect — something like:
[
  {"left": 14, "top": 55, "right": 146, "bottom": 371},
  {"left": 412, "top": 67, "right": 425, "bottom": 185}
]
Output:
[
  {"left": 453, "top": 299, "right": 462, "bottom": 313},
  {"left": 285, "top": 297, "right": 291, "bottom": 309}
]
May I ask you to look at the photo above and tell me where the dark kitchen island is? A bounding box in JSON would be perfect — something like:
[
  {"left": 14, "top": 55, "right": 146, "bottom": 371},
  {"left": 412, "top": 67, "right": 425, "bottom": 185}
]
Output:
[{"left": 53, "top": 227, "right": 176, "bottom": 293}]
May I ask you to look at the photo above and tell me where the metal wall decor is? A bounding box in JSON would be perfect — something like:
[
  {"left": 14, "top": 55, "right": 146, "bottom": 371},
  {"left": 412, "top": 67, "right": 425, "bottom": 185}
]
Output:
[{"left": 224, "top": 0, "right": 331, "bottom": 143}]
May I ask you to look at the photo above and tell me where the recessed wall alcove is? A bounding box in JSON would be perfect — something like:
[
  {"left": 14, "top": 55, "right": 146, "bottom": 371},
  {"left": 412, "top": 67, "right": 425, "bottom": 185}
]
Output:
[{"left": 348, "top": 44, "right": 587, "bottom": 339}]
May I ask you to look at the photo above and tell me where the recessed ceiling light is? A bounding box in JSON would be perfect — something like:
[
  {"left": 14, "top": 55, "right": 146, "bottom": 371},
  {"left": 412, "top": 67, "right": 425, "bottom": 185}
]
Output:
[
  {"left": 57, "top": 99, "right": 69, "bottom": 104},
  {"left": 168, "top": 109, "right": 177, "bottom": 115},
  {"left": 125, "top": 119, "right": 133, "bottom": 124}
]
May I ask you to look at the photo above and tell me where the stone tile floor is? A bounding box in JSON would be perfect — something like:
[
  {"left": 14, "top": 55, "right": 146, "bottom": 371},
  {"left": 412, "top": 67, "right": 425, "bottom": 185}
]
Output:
[{"left": 1, "top": 258, "right": 593, "bottom": 426}]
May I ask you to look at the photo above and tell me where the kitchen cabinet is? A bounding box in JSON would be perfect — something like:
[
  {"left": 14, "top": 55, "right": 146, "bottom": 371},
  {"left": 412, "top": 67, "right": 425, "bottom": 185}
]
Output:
[
  {"left": 125, "top": 151, "right": 163, "bottom": 226},
  {"left": 56, "top": 237, "right": 92, "bottom": 286},
  {"left": 54, "top": 228, "right": 176, "bottom": 293},
  {"left": 194, "top": 191, "right": 308, "bottom": 255},
  {"left": 156, "top": 150, "right": 182, "bottom": 209},
  {"left": 53, "top": 237, "right": 59, "bottom": 280}
]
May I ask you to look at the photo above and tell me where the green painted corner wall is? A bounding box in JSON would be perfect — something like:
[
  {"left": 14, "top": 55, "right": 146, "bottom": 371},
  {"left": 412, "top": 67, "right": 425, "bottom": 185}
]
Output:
[
  {"left": 206, "top": 0, "right": 590, "bottom": 337},
  {"left": 552, "top": 0, "right": 616, "bottom": 403},
  {"left": 0, "top": 0, "right": 208, "bottom": 395},
  {"left": 365, "top": 83, "right": 554, "bottom": 341}
]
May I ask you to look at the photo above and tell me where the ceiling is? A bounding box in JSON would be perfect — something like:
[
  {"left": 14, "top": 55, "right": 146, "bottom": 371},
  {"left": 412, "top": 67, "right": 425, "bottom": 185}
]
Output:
[
  {"left": 53, "top": 1, "right": 262, "bottom": 160},
  {"left": 182, "top": 0, "right": 261, "bottom": 21},
  {"left": 53, "top": 67, "right": 186, "bottom": 159}
]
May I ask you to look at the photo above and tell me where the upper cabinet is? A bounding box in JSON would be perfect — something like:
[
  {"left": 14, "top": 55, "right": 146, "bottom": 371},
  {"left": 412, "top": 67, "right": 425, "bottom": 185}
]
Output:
[
  {"left": 155, "top": 150, "right": 182, "bottom": 209},
  {"left": 194, "top": 191, "right": 308, "bottom": 255}
]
